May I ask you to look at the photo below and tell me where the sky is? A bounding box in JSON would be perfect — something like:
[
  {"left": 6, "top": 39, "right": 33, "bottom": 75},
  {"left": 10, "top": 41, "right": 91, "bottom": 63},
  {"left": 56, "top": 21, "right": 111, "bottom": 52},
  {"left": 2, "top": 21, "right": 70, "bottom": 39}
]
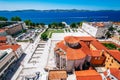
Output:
[{"left": 0, "top": 0, "right": 120, "bottom": 10}]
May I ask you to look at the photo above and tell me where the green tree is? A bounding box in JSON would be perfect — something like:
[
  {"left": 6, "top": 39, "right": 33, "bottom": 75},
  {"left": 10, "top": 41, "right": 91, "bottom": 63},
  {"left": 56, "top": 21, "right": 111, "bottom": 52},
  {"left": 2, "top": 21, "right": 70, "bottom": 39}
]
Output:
[
  {"left": 58, "top": 22, "right": 65, "bottom": 29},
  {"left": 39, "top": 23, "right": 45, "bottom": 28},
  {"left": 108, "top": 26, "right": 115, "bottom": 32},
  {"left": 11, "top": 16, "right": 22, "bottom": 21},
  {"left": 70, "top": 23, "right": 77, "bottom": 28},
  {"left": 41, "top": 33, "right": 47, "bottom": 40},
  {"left": 24, "top": 20, "right": 32, "bottom": 26},
  {"left": 0, "top": 16, "right": 8, "bottom": 21}
]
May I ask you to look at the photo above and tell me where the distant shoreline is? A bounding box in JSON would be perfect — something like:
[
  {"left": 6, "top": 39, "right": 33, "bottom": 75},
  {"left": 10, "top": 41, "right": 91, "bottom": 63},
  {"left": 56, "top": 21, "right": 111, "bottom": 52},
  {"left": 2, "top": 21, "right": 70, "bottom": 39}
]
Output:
[{"left": 0, "top": 10, "right": 120, "bottom": 24}]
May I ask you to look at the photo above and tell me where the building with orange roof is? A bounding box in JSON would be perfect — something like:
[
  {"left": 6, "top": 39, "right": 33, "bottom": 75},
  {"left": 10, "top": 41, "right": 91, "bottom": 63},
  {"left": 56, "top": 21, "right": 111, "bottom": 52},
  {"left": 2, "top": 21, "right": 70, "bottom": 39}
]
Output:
[
  {"left": 89, "top": 39, "right": 120, "bottom": 69},
  {"left": 0, "top": 48, "right": 16, "bottom": 78},
  {"left": 54, "top": 36, "right": 106, "bottom": 73},
  {"left": 48, "top": 70, "right": 67, "bottom": 80},
  {"left": 82, "top": 22, "right": 112, "bottom": 38},
  {"left": 0, "top": 36, "right": 7, "bottom": 43},
  {"left": 0, "top": 44, "right": 23, "bottom": 58},
  {"left": 103, "top": 68, "right": 120, "bottom": 80},
  {"left": 75, "top": 70, "right": 102, "bottom": 80},
  {"left": 104, "top": 50, "right": 120, "bottom": 69},
  {"left": 2, "top": 22, "right": 26, "bottom": 35},
  {"left": 0, "top": 36, "right": 16, "bottom": 45}
]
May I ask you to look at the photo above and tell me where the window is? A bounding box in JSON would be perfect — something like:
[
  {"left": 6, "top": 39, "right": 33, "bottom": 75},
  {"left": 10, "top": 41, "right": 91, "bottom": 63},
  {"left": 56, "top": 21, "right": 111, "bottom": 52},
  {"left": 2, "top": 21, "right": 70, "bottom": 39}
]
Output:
[
  {"left": 95, "top": 57, "right": 97, "bottom": 60},
  {"left": 111, "top": 59, "right": 113, "bottom": 63},
  {"left": 109, "top": 64, "right": 112, "bottom": 66},
  {"left": 111, "top": 77, "right": 114, "bottom": 79}
]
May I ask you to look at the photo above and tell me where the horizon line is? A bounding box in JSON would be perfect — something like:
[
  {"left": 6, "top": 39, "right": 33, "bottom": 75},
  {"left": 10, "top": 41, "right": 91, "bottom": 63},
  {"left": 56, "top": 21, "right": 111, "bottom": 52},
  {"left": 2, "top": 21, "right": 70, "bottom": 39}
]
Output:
[{"left": 0, "top": 9, "right": 120, "bottom": 11}]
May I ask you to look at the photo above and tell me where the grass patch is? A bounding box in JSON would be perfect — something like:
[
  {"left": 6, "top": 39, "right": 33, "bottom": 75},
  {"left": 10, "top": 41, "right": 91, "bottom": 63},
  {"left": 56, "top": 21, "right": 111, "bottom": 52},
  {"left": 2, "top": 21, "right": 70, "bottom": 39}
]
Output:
[
  {"left": 102, "top": 43, "right": 117, "bottom": 49},
  {"left": 42, "top": 29, "right": 64, "bottom": 38}
]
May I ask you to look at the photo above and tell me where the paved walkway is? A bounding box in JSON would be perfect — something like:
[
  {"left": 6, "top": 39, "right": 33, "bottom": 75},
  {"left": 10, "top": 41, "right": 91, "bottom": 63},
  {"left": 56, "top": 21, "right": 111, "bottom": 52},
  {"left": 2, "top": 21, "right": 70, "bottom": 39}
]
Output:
[{"left": 11, "top": 29, "right": 48, "bottom": 80}]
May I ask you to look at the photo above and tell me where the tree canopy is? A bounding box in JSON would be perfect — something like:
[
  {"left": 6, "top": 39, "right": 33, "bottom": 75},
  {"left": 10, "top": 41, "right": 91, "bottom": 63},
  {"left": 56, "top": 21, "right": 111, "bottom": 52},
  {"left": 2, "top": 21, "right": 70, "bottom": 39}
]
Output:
[
  {"left": 48, "top": 22, "right": 65, "bottom": 29},
  {"left": 70, "top": 23, "right": 78, "bottom": 28},
  {"left": 0, "top": 16, "right": 8, "bottom": 21},
  {"left": 11, "top": 16, "right": 22, "bottom": 21}
]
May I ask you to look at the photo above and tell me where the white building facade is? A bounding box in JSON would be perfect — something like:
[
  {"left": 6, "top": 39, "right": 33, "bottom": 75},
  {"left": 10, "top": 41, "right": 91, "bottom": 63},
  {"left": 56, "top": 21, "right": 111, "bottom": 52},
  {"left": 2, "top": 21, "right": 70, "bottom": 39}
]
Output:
[{"left": 82, "top": 22, "right": 112, "bottom": 38}]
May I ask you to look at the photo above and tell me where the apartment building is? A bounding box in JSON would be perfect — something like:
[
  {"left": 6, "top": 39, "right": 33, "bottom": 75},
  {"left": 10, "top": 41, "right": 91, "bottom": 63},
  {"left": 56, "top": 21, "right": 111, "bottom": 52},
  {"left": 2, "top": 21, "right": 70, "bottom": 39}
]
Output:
[
  {"left": 82, "top": 22, "right": 112, "bottom": 38},
  {"left": 0, "top": 44, "right": 23, "bottom": 59},
  {"left": 3, "top": 22, "right": 26, "bottom": 35},
  {"left": 90, "top": 40, "right": 120, "bottom": 69},
  {"left": 0, "top": 36, "right": 16, "bottom": 45},
  {"left": 0, "top": 35, "right": 23, "bottom": 78},
  {"left": 0, "top": 49, "right": 16, "bottom": 78}
]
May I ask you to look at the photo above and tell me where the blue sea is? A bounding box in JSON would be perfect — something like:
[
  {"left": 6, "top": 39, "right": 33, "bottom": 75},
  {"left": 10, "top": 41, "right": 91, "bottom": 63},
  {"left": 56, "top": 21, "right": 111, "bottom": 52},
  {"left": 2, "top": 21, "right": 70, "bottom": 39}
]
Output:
[{"left": 0, "top": 10, "right": 120, "bottom": 24}]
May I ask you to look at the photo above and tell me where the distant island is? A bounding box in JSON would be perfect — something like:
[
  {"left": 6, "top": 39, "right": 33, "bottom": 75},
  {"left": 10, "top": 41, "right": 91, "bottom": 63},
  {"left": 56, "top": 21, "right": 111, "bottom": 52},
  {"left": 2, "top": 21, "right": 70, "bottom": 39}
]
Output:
[{"left": 0, "top": 9, "right": 120, "bottom": 24}]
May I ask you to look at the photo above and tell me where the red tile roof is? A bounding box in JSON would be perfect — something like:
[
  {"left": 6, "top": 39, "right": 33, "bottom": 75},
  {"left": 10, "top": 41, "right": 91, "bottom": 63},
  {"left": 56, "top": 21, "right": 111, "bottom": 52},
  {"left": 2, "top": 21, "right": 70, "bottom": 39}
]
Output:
[
  {"left": 55, "top": 36, "right": 105, "bottom": 60},
  {"left": 64, "top": 36, "right": 79, "bottom": 43},
  {"left": 66, "top": 47, "right": 86, "bottom": 60},
  {"left": 48, "top": 70, "right": 67, "bottom": 80},
  {"left": 0, "top": 36, "right": 7, "bottom": 41},
  {"left": 110, "top": 68, "right": 120, "bottom": 80},
  {"left": 107, "top": 50, "right": 120, "bottom": 62},
  {"left": 75, "top": 70, "right": 102, "bottom": 80},
  {"left": 91, "top": 40, "right": 107, "bottom": 50},
  {"left": 91, "top": 50, "right": 101, "bottom": 57},
  {"left": 0, "top": 29, "right": 5, "bottom": 33},
  {"left": 56, "top": 40, "right": 67, "bottom": 51},
  {"left": 80, "top": 41, "right": 92, "bottom": 55},
  {"left": 0, "top": 44, "right": 20, "bottom": 51},
  {"left": 79, "top": 36, "right": 96, "bottom": 41},
  {"left": 103, "top": 71, "right": 108, "bottom": 76},
  {"left": 107, "top": 77, "right": 111, "bottom": 80}
]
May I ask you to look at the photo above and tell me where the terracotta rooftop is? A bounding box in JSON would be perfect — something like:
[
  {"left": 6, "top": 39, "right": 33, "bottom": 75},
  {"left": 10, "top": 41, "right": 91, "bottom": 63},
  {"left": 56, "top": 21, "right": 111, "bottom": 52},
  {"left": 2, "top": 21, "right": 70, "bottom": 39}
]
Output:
[
  {"left": 80, "top": 41, "right": 92, "bottom": 55},
  {"left": 113, "top": 22, "right": 120, "bottom": 26},
  {"left": 48, "top": 70, "right": 67, "bottom": 80},
  {"left": 79, "top": 36, "right": 96, "bottom": 41},
  {"left": 56, "top": 40, "right": 67, "bottom": 51},
  {"left": 75, "top": 70, "right": 102, "bottom": 80},
  {"left": 55, "top": 36, "right": 105, "bottom": 60},
  {"left": 66, "top": 47, "right": 86, "bottom": 60},
  {"left": 91, "top": 50, "right": 101, "bottom": 57},
  {"left": 64, "top": 36, "right": 79, "bottom": 43},
  {"left": 110, "top": 68, "right": 120, "bottom": 80},
  {"left": 107, "top": 50, "right": 120, "bottom": 62},
  {"left": 0, "top": 29, "right": 5, "bottom": 33},
  {"left": 91, "top": 40, "right": 107, "bottom": 50},
  {"left": 0, "top": 36, "right": 7, "bottom": 41},
  {"left": 89, "top": 22, "right": 105, "bottom": 27},
  {"left": 0, "top": 44, "right": 20, "bottom": 51}
]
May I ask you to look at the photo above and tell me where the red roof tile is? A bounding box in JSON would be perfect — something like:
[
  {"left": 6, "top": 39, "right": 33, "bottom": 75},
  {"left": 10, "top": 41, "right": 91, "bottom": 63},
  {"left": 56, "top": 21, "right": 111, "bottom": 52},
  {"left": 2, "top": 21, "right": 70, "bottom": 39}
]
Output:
[
  {"left": 66, "top": 47, "right": 86, "bottom": 60},
  {"left": 103, "top": 71, "right": 108, "bottom": 76},
  {"left": 80, "top": 41, "right": 92, "bottom": 55},
  {"left": 110, "top": 68, "right": 120, "bottom": 80},
  {"left": 49, "top": 70, "right": 67, "bottom": 80},
  {"left": 0, "top": 44, "right": 20, "bottom": 51},
  {"left": 64, "top": 36, "right": 79, "bottom": 43},
  {"left": 107, "top": 77, "right": 111, "bottom": 80},
  {"left": 75, "top": 70, "right": 102, "bottom": 80},
  {"left": 91, "top": 40, "right": 107, "bottom": 50},
  {"left": 107, "top": 50, "right": 120, "bottom": 62},
  {"left": 0, "top": 29, "right": 5, "bottom": 33},
  {"left": 79, "top": 36, "right": 96, "bottom": 41},
  {"left": 56, "top": 40, "right": 67, "bottom": 51},
  {"left": 0, "top": 36, "right": 7, "bottom": 41},
  {"left": 91, "top": 50, "right": 101, "bottom": 57}
]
